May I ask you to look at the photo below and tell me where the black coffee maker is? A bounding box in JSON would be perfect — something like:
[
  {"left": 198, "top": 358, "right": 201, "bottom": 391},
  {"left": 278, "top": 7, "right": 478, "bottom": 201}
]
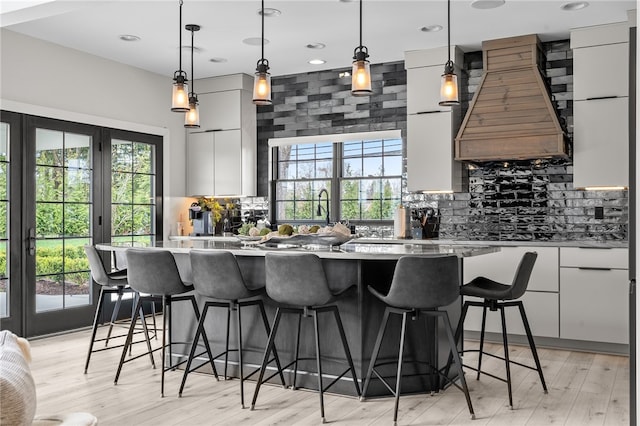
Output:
[{"left": 189, "top": 203, "right": 213, "bottom": 236}]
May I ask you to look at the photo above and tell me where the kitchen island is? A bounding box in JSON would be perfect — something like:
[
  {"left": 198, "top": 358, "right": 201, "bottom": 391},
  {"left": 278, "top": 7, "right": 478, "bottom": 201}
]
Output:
[{"left": 97, "top": 240, "right": 498, "bottom": 396}]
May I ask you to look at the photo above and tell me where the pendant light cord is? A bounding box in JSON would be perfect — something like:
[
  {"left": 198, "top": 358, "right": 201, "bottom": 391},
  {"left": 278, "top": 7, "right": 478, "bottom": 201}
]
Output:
[
  {"left": 190, "top": 27, "right": 194, "bottom": 95},
  {"left": 179, "top": 0, "right": 183, "bottom": 71},
  {"left": 447, "top": 0, "right": 451, "bottom": 64},
  {"left": 359, "top": 0, "right": 363, "bottom": 48},
  {"left": 261, "top": 0, "right": 265, "bottom": 61}
]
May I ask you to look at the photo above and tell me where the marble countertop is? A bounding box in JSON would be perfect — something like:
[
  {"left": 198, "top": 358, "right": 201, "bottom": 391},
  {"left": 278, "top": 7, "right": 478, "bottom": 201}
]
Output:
[
  {"left": 100, "top": 240, "right": 499, "bottom": 260},
  {"left": 169, "top": 235, "right": 627, "bottom": 249}
]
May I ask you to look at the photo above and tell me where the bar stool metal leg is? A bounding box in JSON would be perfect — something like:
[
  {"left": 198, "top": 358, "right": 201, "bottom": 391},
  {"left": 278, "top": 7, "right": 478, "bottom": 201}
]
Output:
[
  {"left": 332, "top": 306, "right": 361, "bottom": 396},
  {"left": 237, "top": 303, "right": 246, "bottom": 408},
  {"left": 251, "top": 308, "right": 283, "bottom": 410},
  {"left": 104, "top": 289, "right": 124, "bottom": 347},
  {"left": 85, "top": 287, "right": 108, "bottom": 374},
  {"left": 312, "top": 310, "right": 326, "bottom": 423},
  {"left": 224, "top": 307, "right": 231, "bottom": 380},
  {"left": 477, "top": 303, "right": 488, "bottom": 380},
  {"left": 518, "top": 302, "right": 547, "bottom": 394},
  {"left": 361, "top": 308, "right": 391, "bottom": 399},
  {"left": 499, "top": 305, "right": 513, "bottom": 409},
  {"left": 393, "top": 312, "right": 408, "bottom": 425},
  {"left": 292, "top": 313, "right": 302, "bottom": 390},
  {"left": 438, "top": 311, "right": 475, "bottom": 420},
  {"left": 257, "top": 301, "right": 287, "bottom": 387}
]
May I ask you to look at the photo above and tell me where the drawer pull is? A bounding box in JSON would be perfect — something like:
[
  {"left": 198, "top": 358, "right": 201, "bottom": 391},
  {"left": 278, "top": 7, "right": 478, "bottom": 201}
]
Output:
[
  {"left": 585, "top": 96, "right": 619, "bottom": 101},
  {"left": 577, "top": 267, "right": 612, "bottom": 271}
]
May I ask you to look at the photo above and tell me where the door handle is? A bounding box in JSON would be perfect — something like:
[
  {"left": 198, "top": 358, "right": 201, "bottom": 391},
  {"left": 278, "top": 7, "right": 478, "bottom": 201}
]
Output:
[{"left": 28, "top": 228, "right": 35, "bottom": 256}]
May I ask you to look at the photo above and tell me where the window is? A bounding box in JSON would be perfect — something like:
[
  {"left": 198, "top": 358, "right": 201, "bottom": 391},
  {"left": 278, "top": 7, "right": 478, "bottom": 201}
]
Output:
[
  {"left": 110, "top": 132, "right": 162, "bottom": 247},
  {"left": 271, "top": 131, "right": 403, "bottom": 224}
]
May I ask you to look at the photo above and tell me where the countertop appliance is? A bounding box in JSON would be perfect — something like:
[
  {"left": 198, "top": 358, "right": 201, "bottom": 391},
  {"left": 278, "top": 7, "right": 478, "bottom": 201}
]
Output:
[{"left": 189, "top": 204, "right": 213, "bottom": 236}]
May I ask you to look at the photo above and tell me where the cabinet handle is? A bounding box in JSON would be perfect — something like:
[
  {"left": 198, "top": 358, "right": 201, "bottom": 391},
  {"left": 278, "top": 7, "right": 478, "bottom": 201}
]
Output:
[
  {"left": 415, "top": 110, "right": 443, "bottom": 115},
  {"left": 577, "top": 247, "right": 612, "bottom": 249},
  {"left": 585, "top": 96, "right": 619, "bottom": 101},
  {"left": 577, "top": 267, "right": 612, "bottom": 271}
]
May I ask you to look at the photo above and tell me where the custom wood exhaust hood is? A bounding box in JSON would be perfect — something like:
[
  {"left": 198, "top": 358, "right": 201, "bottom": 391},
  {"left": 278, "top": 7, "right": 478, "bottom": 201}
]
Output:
[{"left": 455, "top": 34, "right": 568, "bottom": 162}]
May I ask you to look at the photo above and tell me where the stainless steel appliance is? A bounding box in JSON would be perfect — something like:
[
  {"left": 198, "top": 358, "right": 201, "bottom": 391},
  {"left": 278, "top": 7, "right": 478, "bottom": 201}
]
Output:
[{"left": 189, "top": 204, "right": 213, "bottom": 236}]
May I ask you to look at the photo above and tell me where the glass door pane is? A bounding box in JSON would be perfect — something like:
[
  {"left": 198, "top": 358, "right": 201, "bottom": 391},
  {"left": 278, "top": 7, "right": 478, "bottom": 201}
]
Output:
[
  {"left": 34, "top": 128, "right": 93, "bottom": 312},
  {"left": 0, "top": 121, "right": 9, "bottom": 319}
]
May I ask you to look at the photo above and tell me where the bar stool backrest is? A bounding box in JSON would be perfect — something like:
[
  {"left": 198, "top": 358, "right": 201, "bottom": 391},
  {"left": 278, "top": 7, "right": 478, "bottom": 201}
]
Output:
[
  {"left": 84, "top": 245, "right": 111, "bottom": 286},
  {"left": 265, "top": 252, "right": 333, "bottom": 307},
  {"left": 125, "top": 249, "right": 186, "bottom": 295},
  {"left": 190, "top": 250, "right": 254, "bottom": 300},
  {"left": 507, "top": 251, "right": 538, "bottom": 300},
  {"left": 385, "top": 255, "right": 460, "bottom": 309}
]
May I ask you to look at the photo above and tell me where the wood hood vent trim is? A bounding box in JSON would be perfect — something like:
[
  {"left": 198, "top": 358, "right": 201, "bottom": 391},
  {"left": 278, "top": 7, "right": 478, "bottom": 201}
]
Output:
[{"left": 455, "top": 34, "right": 568, "bottom": 162}]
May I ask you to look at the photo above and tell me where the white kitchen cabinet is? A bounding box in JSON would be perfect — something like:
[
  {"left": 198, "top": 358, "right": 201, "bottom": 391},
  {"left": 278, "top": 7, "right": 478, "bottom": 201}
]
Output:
[
  {"left": 407, "top": 112, "right": 462, "bottom": 193},
  {"left": 405, "top": 46, "right": 464, "bottom": 193},
  {"left": 186, "top": 74, "right": 256, "bottom": 197},
  {"left": 195, "top": 90, "right": 242, "bottom": 131},
  {"left": 461, "top": 246, "right": 560, "bottom": 338},
  {"left": 573, "top": 98, "right": 629, "bottom": 188},
  {"left": 559, "top": 247, "right": 629, "bottom": 345},
  {"left": 187, "top": 129, "right": 253, "bottom": 197},
  {"left": 572, "top": 43, "right": 629, "bottom": 100},
  {"left": 570, "top": 22, "right": 629, "bottom": 189},
  {"left": 406, "top": 66, "right": 451, "bottom": 115}
]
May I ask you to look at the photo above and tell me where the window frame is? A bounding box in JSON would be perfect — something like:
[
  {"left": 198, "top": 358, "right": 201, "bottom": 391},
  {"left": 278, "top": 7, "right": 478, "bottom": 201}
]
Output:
[{"left": 269, "top": 130, "right": 403, "bottom": 226}]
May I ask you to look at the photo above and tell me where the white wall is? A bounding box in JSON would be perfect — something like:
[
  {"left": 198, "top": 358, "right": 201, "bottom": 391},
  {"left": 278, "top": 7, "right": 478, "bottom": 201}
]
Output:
[{"left": 0, "top": 28, "right": 192, "bottom": 238}]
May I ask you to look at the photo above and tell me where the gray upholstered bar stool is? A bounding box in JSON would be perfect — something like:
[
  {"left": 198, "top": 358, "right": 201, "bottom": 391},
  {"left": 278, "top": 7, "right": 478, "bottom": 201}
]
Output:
[
  {"left": 83, "top": 245, "right": 154, "bottom": 374},
  {"left": 361, "top": 255, "right": 474, "bottom": 425},
  {"left": 453, "top": 251, "right": 547, "bottom": 409},
  {"left": 179, "top": 250, "right": 286, "bottom": 408},
  {"left": 251, "top": 252, "right": 361, "bottom": 423},
  {"left": 114, "top": 249, "right": 212, "bottom": 397}
]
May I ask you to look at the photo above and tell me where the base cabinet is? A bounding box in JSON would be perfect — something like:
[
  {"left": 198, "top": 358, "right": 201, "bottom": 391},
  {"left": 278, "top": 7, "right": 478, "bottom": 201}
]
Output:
[{"left": 560, "top": 263, "right": 629, "bottom": 345}]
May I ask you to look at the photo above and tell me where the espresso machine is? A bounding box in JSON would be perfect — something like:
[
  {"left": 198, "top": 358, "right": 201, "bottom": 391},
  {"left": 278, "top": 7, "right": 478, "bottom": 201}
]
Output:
[{"left": 189, "top": 203, "right": 213, "bottom": 236}]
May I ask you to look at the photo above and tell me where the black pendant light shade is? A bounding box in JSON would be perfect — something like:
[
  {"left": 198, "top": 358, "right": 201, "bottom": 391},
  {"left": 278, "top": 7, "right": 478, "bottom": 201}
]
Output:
[
  {"left": 253, "top": 0, "right": 272, "bottom": 105},
  {"left": 439, "top": 0, "right": 459, "bottom": 106},
  {"left": 171, "top": 0, "right": 190, "bottom": 112},
  {"left": 351, "top": 0, "right": 372, "bottom": 95},
  {"left": 185, "top": 24, "right": 200, "bottom": 128}
]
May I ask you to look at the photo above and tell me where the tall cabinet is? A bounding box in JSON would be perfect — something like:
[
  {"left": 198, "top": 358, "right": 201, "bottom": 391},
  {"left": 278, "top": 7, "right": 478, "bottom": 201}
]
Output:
[
  {"left": 186, "top": 74, "right": 257, "bottom": 197},
  {"left": 405, "top": 46, "right": 465, "bottom": 192},
  {"left": 571, "top": 22, "right": 629, "bottom": 189}
]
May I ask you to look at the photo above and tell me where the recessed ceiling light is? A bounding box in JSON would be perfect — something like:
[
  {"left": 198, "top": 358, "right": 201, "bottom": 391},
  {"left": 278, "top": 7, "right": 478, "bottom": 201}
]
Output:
[
  {"left": 306, "top": 42, "right": 326, "bottom": 50},
  {"left": 420, "top": 25, "right": 443, "bottom": 33},
  {"left": 258, "top": 7, "right": 281, "bottom": 17},
  {"left": 561, "top": 1, "right": 589, "bottom": 11},
  {"left": 119, "top": 34, "right": 140, "bottom": 42},
  {"left": 308, "top": 59, "right": 326, "bottom": 65},
  {"left": 470, "top": 0, "right": 505, "bottom": 9},
  {"left": 209, "top": 57, "right": 228, "bottom": 63},
  {"left": 243, "top": 37, "right": 269, "bottom": 46}
]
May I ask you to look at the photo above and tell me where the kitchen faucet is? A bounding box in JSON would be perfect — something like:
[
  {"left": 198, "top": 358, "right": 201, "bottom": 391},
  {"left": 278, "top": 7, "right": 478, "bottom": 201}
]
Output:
[{"left": 317, "top": 188, "right": 330, "bottom": 225}]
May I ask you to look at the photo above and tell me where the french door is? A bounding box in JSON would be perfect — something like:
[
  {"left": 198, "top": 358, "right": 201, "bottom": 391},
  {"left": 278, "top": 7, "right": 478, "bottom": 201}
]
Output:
[{"left": 0, "top": 112, "right": 162, "bottom": 337}]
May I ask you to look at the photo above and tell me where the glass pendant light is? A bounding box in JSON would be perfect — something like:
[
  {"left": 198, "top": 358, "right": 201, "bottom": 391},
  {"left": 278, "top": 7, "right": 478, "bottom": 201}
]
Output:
[
  {"left": 184, "top": 24, "right": 200, "bottom": 128},
  {"left": 253, "top": 0, "right": 272, "bottom": 105},
  {"left": 351, "top": 0, "right": 372, "bottom": 95},
  {"left": 171, "top": 0, "right": 189, "bottom": 112},
  {"left": 439, "top": 0, "right": 459, "bottom": 106}
]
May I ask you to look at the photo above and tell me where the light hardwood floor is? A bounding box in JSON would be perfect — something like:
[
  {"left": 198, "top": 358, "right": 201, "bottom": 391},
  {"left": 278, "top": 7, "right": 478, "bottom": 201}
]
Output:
[{"left": 28, "top": 324, "right": 629, "bottom": 425}]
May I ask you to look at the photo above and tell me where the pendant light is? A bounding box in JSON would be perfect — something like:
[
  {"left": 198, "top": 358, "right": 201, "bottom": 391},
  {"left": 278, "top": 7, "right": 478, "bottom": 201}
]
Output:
[
  {"left": 439, "top": 0, "right": 459, "bottom": 106},
  {"left": 184, "top": 24, "right": 200, "bottom": 128},
  {"left": 351, "top": 0, "right": 372, "bottom": 96},
  {"left": 253, "top": 0, "right": 272, "bottom": 105},
  {"left": 171, "top": 0, "right": 189, "bottom": 112}
]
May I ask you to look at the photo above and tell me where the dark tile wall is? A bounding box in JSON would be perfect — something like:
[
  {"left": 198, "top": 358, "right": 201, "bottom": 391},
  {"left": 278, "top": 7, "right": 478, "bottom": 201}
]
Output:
[
  {"left": 254, "top": 40, "right": 628, "bottom": 242},
  {"left": 255, "top": 62, "right": 407, "bottom": 196}
]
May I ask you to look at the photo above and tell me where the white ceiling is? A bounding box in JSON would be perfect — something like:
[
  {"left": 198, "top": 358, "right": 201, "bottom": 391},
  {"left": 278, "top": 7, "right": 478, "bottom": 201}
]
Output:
[{"left": 1, "top": 0, "right": 636, "bottom": 80}]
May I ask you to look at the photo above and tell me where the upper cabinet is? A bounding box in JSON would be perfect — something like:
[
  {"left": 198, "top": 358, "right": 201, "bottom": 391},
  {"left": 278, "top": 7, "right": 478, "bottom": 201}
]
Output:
[
  {"left": 571, "top": 22, "right": 630, "bottom": 189},
  {"left": 405, "top": 46, "right": 465, "bottom": 193},
  {"left": 186, "top": 74, "right": 257, "bottom": 197}
]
